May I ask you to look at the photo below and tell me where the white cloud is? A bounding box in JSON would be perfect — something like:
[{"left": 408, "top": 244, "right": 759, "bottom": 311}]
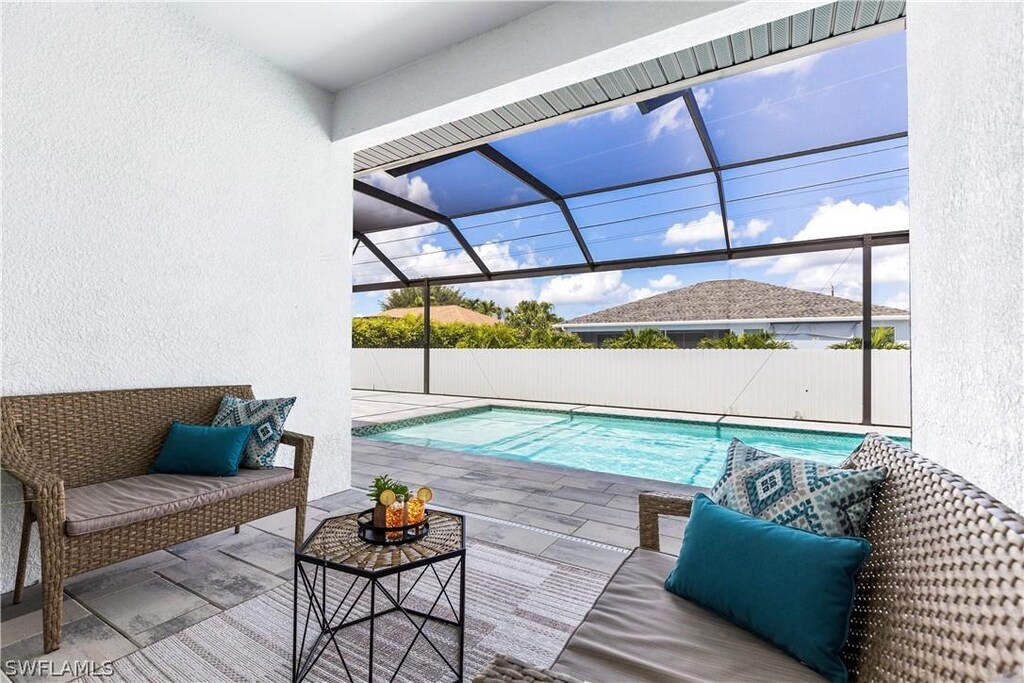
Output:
[
  {"left": 883, "top": 290, "right": 910, "bottom": 310},
  {"left": 356, "top": 229, "right": 544, "bottom": 309},
  {"left": 646, "top": 97, "right": 691, "bottom": 141},
  {"left": 793, "top": 199, "right": 909, "bottom": 242},
  {"left": 628, "top": 287, "right": 658, "bottom": 301},
  {"left": 539, "top": 271, "right": 633, "bottom": 305},
  {"left": 608, "top": 105, "right": 636, "bottom": 122},
  {"left": 465, "top": 279, "right": 537, "bottom": 308},
  {"left": 363, "top": 170, "right": 438, "bottom": 211},
  {"left": 475, "top": 240, "right": 531, "bottom": 272},
  {"left": 693, "top": 86, "right": 713, "bottom": 108},
  {"left": 745, "top": 52, "right": 823, "bottom": 79},
  {"left": 663, "top": 212, "right": 771, "bottom": 248},
  {"left": 663, "top": 211, "right": 727, "bottom": 246},
  {"left": 354, "top": 223, "right": 539, "bottom": 295},
  {"left": 760, "top": 200, "right": 910, "bottom": 297},
  {"left": 640, "top": 88, "right": 711, "bottom": 142},
  {"left": 648, "top": 274, "right": 682, "bottom": 289},
  {"left": 743, "top": 218, "right": 771, "bottom": 239}
]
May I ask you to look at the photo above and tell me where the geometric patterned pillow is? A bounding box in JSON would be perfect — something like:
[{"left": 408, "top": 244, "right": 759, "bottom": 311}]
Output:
[
  {"left": 709, "top": 438, "right": 779, "bottom": 502},
  {"left": 710, "top": 438, "right": 887, "bottom": 538},
  {"left": 212, "top": 395, "right": 296, "bottom": 469}
]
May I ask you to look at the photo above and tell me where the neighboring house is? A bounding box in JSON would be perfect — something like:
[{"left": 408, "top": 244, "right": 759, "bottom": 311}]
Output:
[
  {"left": 561, "top": 279, "right": 909, "bottom": 349},
  {"left": 369, "top": 305, "right": 499, "bottom": 325}
]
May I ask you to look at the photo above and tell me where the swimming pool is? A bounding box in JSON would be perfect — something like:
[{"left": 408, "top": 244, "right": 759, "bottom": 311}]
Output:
[{"left": 361, "top": 407, "right": 910, "bottom": 488}]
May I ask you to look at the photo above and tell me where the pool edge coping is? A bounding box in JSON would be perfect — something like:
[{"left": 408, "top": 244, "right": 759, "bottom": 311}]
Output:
[{"left": 352, "top": 404, "right": 912, "bottom": 444}]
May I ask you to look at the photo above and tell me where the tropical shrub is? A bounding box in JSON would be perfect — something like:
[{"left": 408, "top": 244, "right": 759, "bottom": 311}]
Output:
[
  {"left": 352, "top": 315, "right": 591, "bottom": 349},
  {"left": 525, "top": 327, "right": 592, "bottom": 349},
  {"left": 829, "top": 327, "right": 909, "bottom": 350},
  {"left": 602, "top": 329, "right": 678, "bottom": 349},
  {"left": 697, "top": 331, "right": 793, "bottom": 349},
  {"left": 352, "top": 315, "right": 423, "bottom": 348},
  {"left": 453, "top": 325, "right": 523, "bottom": 348}
]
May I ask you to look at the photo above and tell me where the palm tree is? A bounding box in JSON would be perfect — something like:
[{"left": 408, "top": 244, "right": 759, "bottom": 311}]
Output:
[
  {"left": 697, "top": 331, "right": 793, "bottom": 349},
  {"left": 429, "top": 285, "right": 466, "bottom": 306},
  {"left": 829, "top": 327, "right": 909, "bottom": 350},
  {"left": 380, "top": 287, "right": 422, "bottom": 310},
  {"left": 505, "top": 300, "right": 562, "bottom": 330},
  {"left": 471, "top": 299, "right": 501, "bottom": 318},
  {"left": 380, "top": 285, "right": 467, "bottom": 311}
]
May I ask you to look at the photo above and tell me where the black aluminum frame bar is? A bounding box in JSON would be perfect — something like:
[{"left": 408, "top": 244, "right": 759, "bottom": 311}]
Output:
[
  {"left": 353, "top": 229, "right": 909, "bottom": 293},
  {"left": 682, "top": 88, "right": 732, "bottom": 253},
  {"left": 477, "top": 144, "right": 595, "bottom": 267},
  {"left": 862, "top": 234, "right": 873, "bottom": 425},
  {"left": 423, "top": 279, "right": 431, "bottom": 395},
  {"left": 354, "top": 232, "right": 410, "bottom": 285},
  {"left": 354, "top": 180, "right": 491, "bottom": 278}
]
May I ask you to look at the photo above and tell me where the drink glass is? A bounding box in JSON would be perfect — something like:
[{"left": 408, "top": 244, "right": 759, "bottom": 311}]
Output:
[
  {"left": 385, "top": 494, "right": 406, "bottom": 541},
  {"left": 407, "top": 494, "right": 425, "bottom": 526}
]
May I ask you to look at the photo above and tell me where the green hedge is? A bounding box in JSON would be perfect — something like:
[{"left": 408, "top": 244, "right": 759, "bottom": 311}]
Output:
[{"left": 352, "top": 315, "right": 592, "bottom": 349}]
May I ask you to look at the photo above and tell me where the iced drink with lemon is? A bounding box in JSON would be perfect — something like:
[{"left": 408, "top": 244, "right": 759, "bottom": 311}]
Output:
[{"left": 408, "top": 487, "right": 432, "bottom": 526}]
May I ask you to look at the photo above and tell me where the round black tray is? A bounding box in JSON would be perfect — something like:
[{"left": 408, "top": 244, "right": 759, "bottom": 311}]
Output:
[{"left": 356, "top": 508, "right": 431, "bottom": 546}]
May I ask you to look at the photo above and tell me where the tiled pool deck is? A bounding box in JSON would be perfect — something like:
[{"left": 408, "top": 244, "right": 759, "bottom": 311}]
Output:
[{"left": 0, "top": 390, "right": 900, "bottom": 680}]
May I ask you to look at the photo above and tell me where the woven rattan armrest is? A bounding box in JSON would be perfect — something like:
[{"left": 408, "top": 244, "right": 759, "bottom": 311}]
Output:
[
  {"left": 638, "top": 491, "right": 694, "bottom": 552},
  {"left": 280, "top": 430, "right": 314, "bottom": 484},
  {"left": 1, "top": 415, "right": 66, "bottom": 517}
]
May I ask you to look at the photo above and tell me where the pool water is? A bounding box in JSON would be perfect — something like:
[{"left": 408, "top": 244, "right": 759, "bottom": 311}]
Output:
[{"left": 364, "top": 408, "right": 910, "bottom": 488}]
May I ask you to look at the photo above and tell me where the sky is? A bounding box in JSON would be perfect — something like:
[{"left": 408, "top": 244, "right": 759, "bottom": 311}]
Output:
[{"left": 352, "top": 31, "right": 910, "bottom": 321}]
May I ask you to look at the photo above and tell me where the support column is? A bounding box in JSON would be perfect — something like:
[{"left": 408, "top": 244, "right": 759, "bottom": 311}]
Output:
[
  {"left": 423, "top": 279, "right": 431, "bottom": 395},
  {"left": 862, "top": 235, "right": 872, "bottom": 425}
]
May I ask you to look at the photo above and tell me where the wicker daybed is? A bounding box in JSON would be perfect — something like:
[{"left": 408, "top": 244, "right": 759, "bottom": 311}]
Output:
[
  {"left": 476, "top": 434, "right": 1024, "bottom": 682},
  {"left": 0, "top": 385, "right": 314, "bottom": 653}
]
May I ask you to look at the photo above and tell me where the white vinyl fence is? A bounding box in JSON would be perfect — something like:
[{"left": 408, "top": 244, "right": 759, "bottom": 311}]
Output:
[{"left": 353, "top": 349, "right": 911, "bottom": 427}]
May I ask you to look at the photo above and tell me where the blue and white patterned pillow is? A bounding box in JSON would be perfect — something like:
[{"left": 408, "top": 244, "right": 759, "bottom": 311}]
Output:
[
  {"left": 710, "top": 438, "right": 887, "bottom": 538},
  {"left": 212, "top": 395, "right": 296, "bottom": 469}
]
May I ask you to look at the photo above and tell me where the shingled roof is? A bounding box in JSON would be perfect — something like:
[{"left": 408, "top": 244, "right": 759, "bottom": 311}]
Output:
[
  {"left": 564, "top": 279, "right": 908, "bottom": 325},
  {"left": 372, "top": 305, "right": 499, "bottom": 325}
]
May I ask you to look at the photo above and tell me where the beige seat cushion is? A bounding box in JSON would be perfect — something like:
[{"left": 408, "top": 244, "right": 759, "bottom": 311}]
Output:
[
  {"left": 552, "top": 547, "right": 825, "bottom": 683},
  {"left": 63, "top": 468, "right": 294, "bottom": 536}
]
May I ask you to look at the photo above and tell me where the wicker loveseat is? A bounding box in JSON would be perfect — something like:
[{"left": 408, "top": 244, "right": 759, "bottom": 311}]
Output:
[
  {"left": 0, "top": 385, "right": 314, "bottom": 654},
  {"left": 476, "top": 434, "right": 1024, "bottom": 682}
]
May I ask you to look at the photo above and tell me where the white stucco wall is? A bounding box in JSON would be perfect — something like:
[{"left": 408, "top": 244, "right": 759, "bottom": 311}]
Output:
[
  {"left": 906, "top": 2, "right": 1023, "bottom": 513},
  {"left": 1, "top": 4, "right": 351, "bottom": 593}
]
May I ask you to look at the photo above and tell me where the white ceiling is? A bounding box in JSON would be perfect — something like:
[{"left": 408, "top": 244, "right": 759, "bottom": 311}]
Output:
[{"left": 179, "top": 2, "right": 552, "bottom": 92}]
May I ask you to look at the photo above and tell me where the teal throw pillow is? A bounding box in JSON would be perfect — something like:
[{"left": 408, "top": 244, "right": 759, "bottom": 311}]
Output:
[
  {"left": 711, "top": 438, "right": 887, "bottom": 537},
  {"left": 665, "top": 494, "right": 870, "bottom": 683},
  {"left": 150, "top": 422, "right": 253, "bottom": 476}
]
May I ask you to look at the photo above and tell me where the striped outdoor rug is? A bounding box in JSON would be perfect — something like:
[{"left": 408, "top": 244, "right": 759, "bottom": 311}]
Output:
[{"left": 76, "top": 541, "right": 612, "bottom": 682}]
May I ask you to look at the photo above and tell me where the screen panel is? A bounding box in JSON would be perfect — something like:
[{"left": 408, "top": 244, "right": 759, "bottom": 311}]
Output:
[
  {"left": 360, "top": 223, "right": 483, "bottom": 280},
  {"left": 354, "top": 190, "right": 430, "bottom": 232},
  {"left": 491, "top": 96, "right": 711, "bottom": 195},
  {"left": 352, "top": 241, "right": 394, "bottom": 285},
  {"left": 455, "top": 203, "right": 587, "bottom": 271},
  {"left": 567, "top": 174, "right": 724, "bottom": 261},
  {"left": 363, "top": 153, "right": 543, "bottom": 217},
  {"left": 699, "top": 31, "right": 907, "bottom": 165},
  {"left": 722, "top": 139, "right": 908, "bottom": 248}
]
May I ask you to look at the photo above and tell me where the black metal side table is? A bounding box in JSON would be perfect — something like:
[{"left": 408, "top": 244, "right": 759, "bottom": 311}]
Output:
[{"left": 292, "top": 510, "right": 466, "bottom": 683}]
